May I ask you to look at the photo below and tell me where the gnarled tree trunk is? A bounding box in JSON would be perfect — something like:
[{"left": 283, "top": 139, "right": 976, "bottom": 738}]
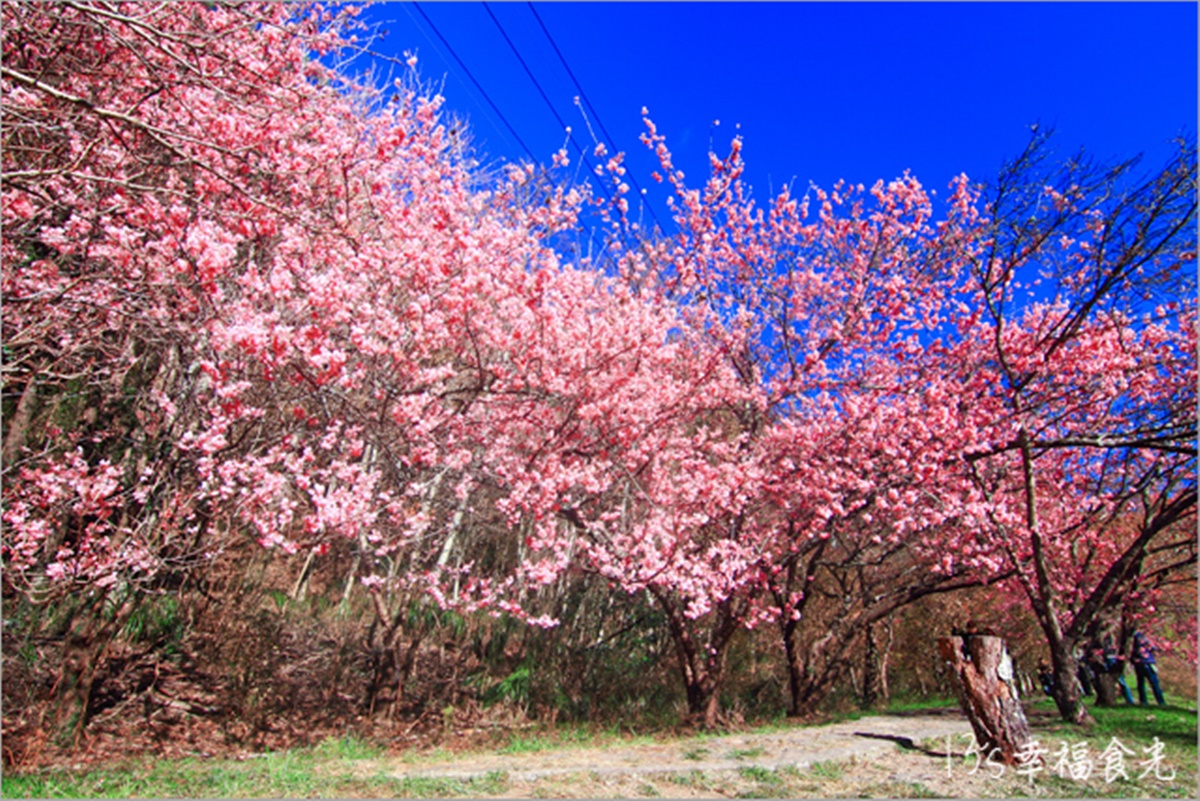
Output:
[{"left": 939, "top": 634, "right": 1034, "bottom": 765}]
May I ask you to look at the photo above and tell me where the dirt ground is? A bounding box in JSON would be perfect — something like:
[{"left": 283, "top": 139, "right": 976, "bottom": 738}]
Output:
[{"left": 365, "top": 709, "right": 1195, "bottom": 798}]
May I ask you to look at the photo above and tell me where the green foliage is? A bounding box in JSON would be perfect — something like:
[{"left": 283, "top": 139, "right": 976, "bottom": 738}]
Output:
[
  {"left": 1031, "top": 699, "right": 1199, "bottom": 768},
  {"left": 496, "top": 733, "right": 553, "bottom": 755},
  {"left": 387, "top": 773, "right": 508, "bottom": 798},
  {"left": 3, "top": 599, "right": 41, "bottom": 664},
  {"left": 883, "top": 695, "right": 962, "bottom": 713},
  {"left": 870, "top": 781, "right": 940, "bottom": 798},
  {"left": 485, "top": 664, "right": 531, "bottom": 708},
  {"left": 121, "top": 594, "right": 184, "bottom": 653},
  {"left": 667, "top": 770, "right": 714, "bottom": 790},
  {"left": 498, "top": 727, "right": 590, "bottom": 755},
  {"left": 406, "top": 602, "right": 465, "bottom": 638},
  {"left": 1084, "top": 703, "right": 1198, "bottom": 751},
  {"left": 737, "top": 765, "right": 781, "bottom": 784},
  {"left": 267, "top": 589, "right": 290, "bottom": 613}
]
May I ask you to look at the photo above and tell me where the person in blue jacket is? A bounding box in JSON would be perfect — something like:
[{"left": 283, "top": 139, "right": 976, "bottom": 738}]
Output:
[{"left": 1131, "top": 630, "right": 1166, "bottom": 706}]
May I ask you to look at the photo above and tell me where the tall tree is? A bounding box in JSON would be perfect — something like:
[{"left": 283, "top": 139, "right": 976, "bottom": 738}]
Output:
[
  {"left": 618, "top": 117, "right": 1008, "bottom": 717},
  {"left": 1, "top": 0, "right": 592, "bottom": 736},
  {"left": 951, "top": 129, "right": 1197, "bottom": 723}
]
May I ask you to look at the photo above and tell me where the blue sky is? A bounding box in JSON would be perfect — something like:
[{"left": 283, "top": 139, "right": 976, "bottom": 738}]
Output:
[{"left": 355, "top": 2, "right": 1197, "bottom": 226}]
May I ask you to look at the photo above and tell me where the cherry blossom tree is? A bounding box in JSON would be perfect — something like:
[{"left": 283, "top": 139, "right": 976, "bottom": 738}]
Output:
[
  {"left": 477, "top": 261, "right": 763, "bottom": 726},
  {"left": 6, "top": 2, "right": 1192, "bottom": 748},
  {"left": 2, "top": 0, "right": 766, "bottom": 736},
  {"left": 3, "top": 0, "right": 378, "bottom": 741},
  {"left": 603, "top": 118, "right": 1194, "bottom": 725},
  {"left": 1, "top": 0, "right": 600, "bottom": 737},
  {"left": 949, "top": 129, "right": 1197, "bottom": 723},
  {"left": 610, "top": 117, "right": 1015, "bottom": 718}
]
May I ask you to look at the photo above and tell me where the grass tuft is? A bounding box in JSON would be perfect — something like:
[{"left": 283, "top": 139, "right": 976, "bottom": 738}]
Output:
[{"left": 726, "top": 745, "right": 765, "bottom": 760}]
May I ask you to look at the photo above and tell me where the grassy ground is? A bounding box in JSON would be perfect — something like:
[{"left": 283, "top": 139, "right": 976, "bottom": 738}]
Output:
[
  {"left": 0, "top": 735, "right": 509, "bottom": 799},
  {"left": 1015, "top": 699, "right": 1198, "bottom": 796},
  {"left": 3, "top": 700, "right": 1195, "bottom": 798}
]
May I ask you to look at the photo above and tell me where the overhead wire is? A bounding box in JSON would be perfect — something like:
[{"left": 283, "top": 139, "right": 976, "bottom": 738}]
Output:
[
  {"left": 525, "top": 2, "right": 668, "bottom": 236},
  {"left": 411, "top": 2, "right": 638, "bottom": 264},
  {"left": 410, "top": 2, "right": 538, "bottom": 164},
  {"left": 398, "top": 2, "right": 515, "bottom": 155},
  {"left": 480, "top": 3, "right": 617, "bottom": 207},
  {"left": 482, "top": 1, "right": 643, "bottom": 257}
]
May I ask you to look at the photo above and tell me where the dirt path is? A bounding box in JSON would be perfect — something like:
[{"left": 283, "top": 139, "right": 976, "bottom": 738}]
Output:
[
  {"left": 361, "top": 709, "right": 1193, "bottom": 797},
  {"left": 386, "top": 712, "right": 972, "bottom": 784}
]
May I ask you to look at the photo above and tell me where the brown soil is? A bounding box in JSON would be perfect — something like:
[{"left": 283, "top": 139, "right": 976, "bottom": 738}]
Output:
[{"left": 363, "top": 709, "right": 1194, "bottom": 798}]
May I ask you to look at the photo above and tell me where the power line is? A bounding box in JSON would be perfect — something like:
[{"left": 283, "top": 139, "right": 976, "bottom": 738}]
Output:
[
  {"left": 526, "top": 2, "right": 667, "bottom": 235},
  {"left": 414, "top": 2, "right": 637, "bottom": 264},
  {"left": 399, "top": 2, "right": 515, "bottom": 155},
  {"left": 480, "top": 3, "right": 617, "bottom": 209},
  {"left": 411, "top": 2, "right": 537, "bottom": 164},
  {"left": 483, "top": 1, "right": 650, "bottom": 263}
]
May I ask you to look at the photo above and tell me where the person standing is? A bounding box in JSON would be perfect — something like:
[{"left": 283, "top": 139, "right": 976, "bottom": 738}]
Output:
[
  {"left": 1036, "top": 659, "right": 1055, "bottom": 696},
  {"left": 1131, "top": 631, "right": 1167, "bottom": 706}
]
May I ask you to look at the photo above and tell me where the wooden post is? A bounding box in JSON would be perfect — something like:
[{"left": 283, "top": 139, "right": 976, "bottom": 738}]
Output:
[{"left": 938, "top": 635, "right": 1035, "bottom": 765}]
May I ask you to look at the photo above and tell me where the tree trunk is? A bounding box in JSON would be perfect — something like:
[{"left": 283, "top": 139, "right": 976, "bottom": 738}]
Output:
[
  {"left": 860, "top": 627, "right": 878, "bottom": 708},
  {"left": 51, "top": 631, "right": 105, "bottom": 749},
  {"left": 1047, "top": 643, "right": 1093, "bottom": 724},
  {"left": 49, "top": 596, "right": 135, "bottom": 749},
  {"left": 676, "top": 648, "right": 726, "bottom": 728},
  {"left": 1092, "top": 670, "right": 1119, "bottom": 706},
  {"left": 652, "top": 589, "right": 737, "bottom": 729},
  {"left": 782, "top": 616, "right": 803, "bottom": 717},
  {"left": 692, "top": 679, "right": 722, "bottom": 729},
  {"left": 861, "top": 618, "right": 893, "bottom": 709},
  {"left": 1089, "top": 655, "right": 1128, "bottom": 707},
  {"left": 938, "top": 635, "right": 1035, "bottom": 765},
  {"left": 2, "top": 380, "right": 38, "bottom": 466}
]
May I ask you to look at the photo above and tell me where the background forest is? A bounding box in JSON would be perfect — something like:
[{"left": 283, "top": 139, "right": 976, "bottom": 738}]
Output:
[{"left": 2, "top": 2, "right": 1196, "bottom": 769}]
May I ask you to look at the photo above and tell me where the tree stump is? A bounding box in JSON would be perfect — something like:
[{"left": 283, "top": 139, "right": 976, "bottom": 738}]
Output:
[{"left": 938, "top": 635, "right": 1034, "bottom": 765}]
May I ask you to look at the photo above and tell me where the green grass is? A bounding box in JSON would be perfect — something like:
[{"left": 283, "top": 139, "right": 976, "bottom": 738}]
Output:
[
  {"left": 387, "top": 771, "right": 508, "bottom": 798},
  {"left": 496, "top": 734, "right": 558, "bottom": 755},
  {"left": 0, "top": 745, "right": 509, "bottom": 799},
  {"left": 4, "top": 700, "right": 1194, "bottom": 798},
  {"left": 496, "top": 724, "right": 596, "bottom": 755},
  {"left": 864, "top": 780, "right": 941, "bottom": 798},
  {"left": 807, "top": 759, "right": 845, "bottom": 780},
  {"left": 738, "top": 765, "right": 782, "bottom": 785},
  {"left": 934, "top": 700, "right": 1200, "bottom": 798},
  {"left": 1080, "top": 701, "right": 1197, "bottom": 750},
  {"left": 1031, "top": 700, "right": 1198, "bottom": 783},
  {"left": 815, "top": 694, "right": 962, "bottom": 727},
  {"left": 726, "top": 745, "right": 765, "bottom": 760},
  {"left": 667, "top": 770, "right": 715, "bottom": 790},
  {"left": 312, "top": 733, "right": 384, "bottom": 760},
  {"left": 884, "top": 694, "right": 961, "bottom": 713},
  {"left": 1028, "top": 697, "right": 1195, "bottom": 741}
]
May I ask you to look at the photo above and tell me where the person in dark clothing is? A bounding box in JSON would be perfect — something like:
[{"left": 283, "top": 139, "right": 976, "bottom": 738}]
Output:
[
  {"left": 1037, "top": 659, "right": 1055, "bottom": 697},
  {"left": 1131, "top": 631, "right": 1166, "bottom": 706}
]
